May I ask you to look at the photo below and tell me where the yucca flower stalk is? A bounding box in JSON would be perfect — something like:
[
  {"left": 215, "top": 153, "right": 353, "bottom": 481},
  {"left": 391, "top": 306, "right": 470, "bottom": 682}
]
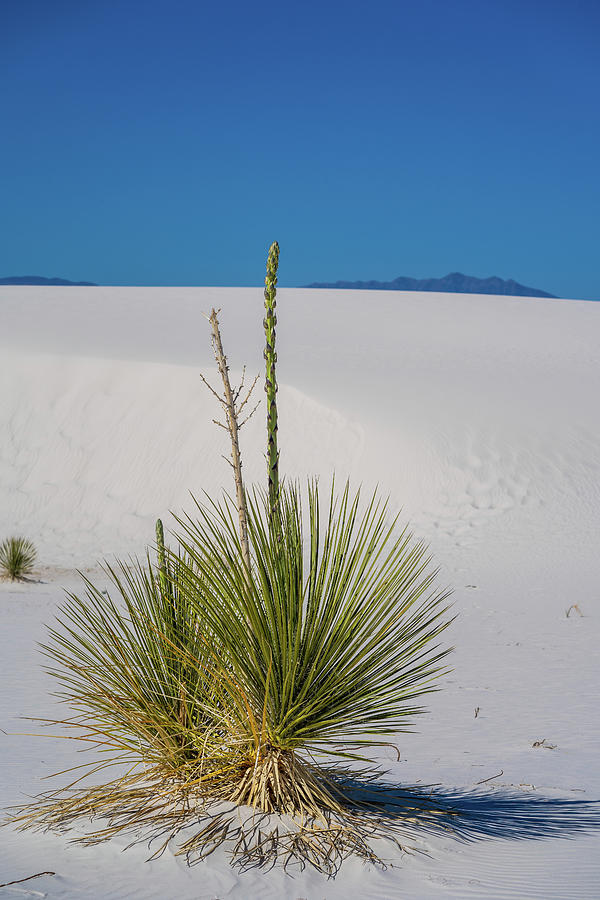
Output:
[
  {"left": 155, "top": 518, "right": 170, "bottom": 601},
  {"left": 199, "top": 307, "right": 260, "bottom": 583},
  {"left": 264, "top": 240, "right": 280, "bottom": 519}
]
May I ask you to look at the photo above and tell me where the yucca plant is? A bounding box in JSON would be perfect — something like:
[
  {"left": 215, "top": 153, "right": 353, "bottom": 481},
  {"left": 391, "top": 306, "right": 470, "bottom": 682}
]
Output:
[
  {"left": 173, "top": 482, "right": 452, "bottom": 812},
  {"left": 8, "top": 242, "right": 455, "bottom": 873},
  {"left": 11, "top": 484, "right": 452, "bottom": 871},
  {"left": 0, "top": 536, "right": 37, "bottom": 580},
  {"left": 10, "top": 544, "right": 231, "bottom": 848}
]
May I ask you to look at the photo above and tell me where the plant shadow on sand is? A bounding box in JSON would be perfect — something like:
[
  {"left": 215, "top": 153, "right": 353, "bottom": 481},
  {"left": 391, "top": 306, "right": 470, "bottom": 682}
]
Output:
[
  {"left": 12, "top": 776, "right": 599, "bottom": 879},
  {"left": 156, "top": 775, "right": 600, "bottom": 876},
  {"left": 338, "top": 777, "right": 600, "bottom": 845}
]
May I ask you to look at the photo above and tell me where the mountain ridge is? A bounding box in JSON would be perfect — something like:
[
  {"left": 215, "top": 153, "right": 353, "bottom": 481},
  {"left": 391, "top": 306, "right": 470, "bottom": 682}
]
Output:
[
  {"left": 303, "top": 271, "right": 557, "bottom": 298},
  {"left": 0, "top": 273, "right": 559, "bottom": 298},
  {"left": 0, "top": 276, "right": 97, "bottom": 286}
]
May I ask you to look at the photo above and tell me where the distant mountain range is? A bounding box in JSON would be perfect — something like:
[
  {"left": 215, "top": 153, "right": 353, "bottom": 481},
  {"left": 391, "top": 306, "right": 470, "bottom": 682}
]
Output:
[
  {"left": 0, "top": 276, "right": 97, "bottom": 286},
  {"left": 304, "top": 272, "right": 557, "bottom": 298},
  {"left": 0, "top": 272, "right": 558, "bottom": 298}
]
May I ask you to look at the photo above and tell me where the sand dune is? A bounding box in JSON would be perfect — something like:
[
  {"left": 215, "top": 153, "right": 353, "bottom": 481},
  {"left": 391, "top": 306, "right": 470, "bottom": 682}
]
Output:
[{"left": 1, "top": 286, "right": 599, "bottom": 898}]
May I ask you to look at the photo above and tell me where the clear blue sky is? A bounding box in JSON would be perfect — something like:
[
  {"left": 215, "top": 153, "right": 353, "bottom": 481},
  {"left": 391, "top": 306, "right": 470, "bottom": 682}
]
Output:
[{"left": 2, "top": 0, "right": 599, "bottom": 297}]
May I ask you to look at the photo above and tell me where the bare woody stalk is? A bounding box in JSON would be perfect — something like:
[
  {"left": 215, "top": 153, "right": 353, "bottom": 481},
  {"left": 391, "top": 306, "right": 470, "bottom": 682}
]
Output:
[
  {"left": 201, "top": 308, "right": 259, "bottom": 582},
  {"left": 264, "top": 241, "right": 280, "bottom": 519}
]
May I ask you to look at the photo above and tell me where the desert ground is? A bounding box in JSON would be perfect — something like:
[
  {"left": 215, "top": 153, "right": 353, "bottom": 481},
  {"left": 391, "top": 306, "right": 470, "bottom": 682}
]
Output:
[{"left": 1, "top": 285, "right": 599, "bottom": 899}]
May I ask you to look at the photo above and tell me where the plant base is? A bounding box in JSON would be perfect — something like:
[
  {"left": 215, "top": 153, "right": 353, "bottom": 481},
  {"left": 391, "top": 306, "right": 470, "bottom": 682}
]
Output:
[{"left": 7, "top": 758, "right": 459, "bottom": 876}]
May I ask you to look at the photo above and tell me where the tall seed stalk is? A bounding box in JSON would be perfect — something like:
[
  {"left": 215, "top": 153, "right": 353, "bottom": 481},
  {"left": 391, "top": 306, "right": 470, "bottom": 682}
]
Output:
[
  {"left": 155, "top": 518, "right": 170, "bottom": 601},
  {"left": 264, "top": 241, "right": 280, "bottom": 520},
  {"left": 208, "top": 309, "right": 252, "bottom": 579},
  {"left": 200, "top": 308, "right": 260, "bottom": 585}
]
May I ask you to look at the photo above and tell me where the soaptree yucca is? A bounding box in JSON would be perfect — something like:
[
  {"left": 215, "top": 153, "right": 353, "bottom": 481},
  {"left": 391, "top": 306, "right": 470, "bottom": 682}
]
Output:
[
  {"left": 11, "top": 545, "right": 235, "bottom": 845},
  {"left": 0, "top": 536, "right": 36, "bottom": 580},
  {"left": 173, "top": 481, "right": 452, "bottom": 810},
  {"left": 12, "top": 483, "right": 451, "bottom": 871},
  {"left": 9, "top": 243, "right": 453, "bottom": 872}
]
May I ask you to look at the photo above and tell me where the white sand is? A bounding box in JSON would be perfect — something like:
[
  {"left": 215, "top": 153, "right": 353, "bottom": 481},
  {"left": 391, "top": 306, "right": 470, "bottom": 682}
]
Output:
[{"left": 1, "top": 286, "right": 599, "bottom": 898}]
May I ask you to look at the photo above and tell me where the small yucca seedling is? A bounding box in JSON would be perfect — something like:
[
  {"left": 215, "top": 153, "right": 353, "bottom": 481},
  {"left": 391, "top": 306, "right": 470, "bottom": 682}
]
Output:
[{"left": 0, "top": 536, "right": 37, "bottom": 581}]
